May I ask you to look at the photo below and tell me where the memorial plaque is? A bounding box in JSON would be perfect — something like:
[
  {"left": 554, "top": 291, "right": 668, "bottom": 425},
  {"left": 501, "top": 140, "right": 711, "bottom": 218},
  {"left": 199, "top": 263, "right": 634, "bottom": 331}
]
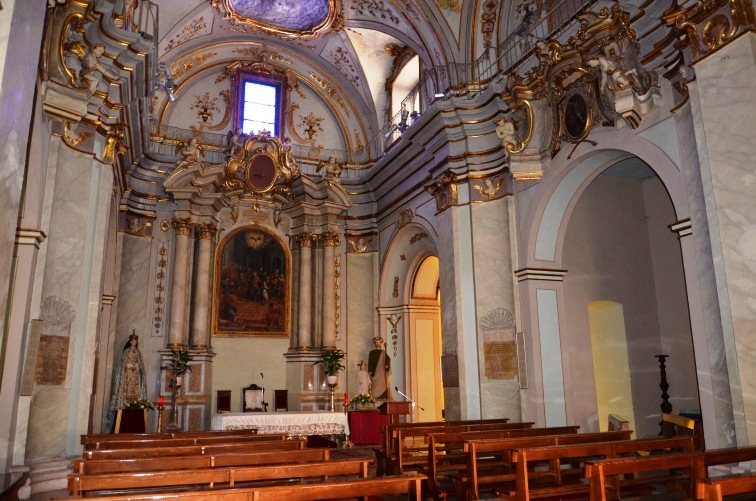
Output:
[
  {"left": 35, "top": 335, "right": 69, "bottom": 385},
  {"left": 484, "top": 341, "right": 517, "bottom": 380}
]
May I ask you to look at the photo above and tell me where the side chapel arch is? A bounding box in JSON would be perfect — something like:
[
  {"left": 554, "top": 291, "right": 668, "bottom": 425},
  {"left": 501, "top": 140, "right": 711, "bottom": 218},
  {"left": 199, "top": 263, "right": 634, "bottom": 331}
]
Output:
[{"left": 516, "top": 131, "right": 734, "bottom": 447}]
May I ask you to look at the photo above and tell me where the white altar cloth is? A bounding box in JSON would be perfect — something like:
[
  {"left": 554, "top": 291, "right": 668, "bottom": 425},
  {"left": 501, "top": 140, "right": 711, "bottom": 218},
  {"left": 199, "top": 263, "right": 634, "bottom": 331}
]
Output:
[{"left": 212, "top": 411, "right": 350, "bottom": 436}]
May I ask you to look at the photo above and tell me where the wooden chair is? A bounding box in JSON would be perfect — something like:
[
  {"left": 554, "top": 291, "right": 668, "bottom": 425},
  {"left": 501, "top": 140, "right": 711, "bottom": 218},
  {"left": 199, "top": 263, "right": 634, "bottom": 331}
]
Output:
[
  {"left": 274, "top": 390, "right": 288, "bottom": 412},
  {"left": 216, "top": 390, "right": 231, "bottom": 413},
  {"left": 243, "top": 384, "right": 268, "bottom": 412}
]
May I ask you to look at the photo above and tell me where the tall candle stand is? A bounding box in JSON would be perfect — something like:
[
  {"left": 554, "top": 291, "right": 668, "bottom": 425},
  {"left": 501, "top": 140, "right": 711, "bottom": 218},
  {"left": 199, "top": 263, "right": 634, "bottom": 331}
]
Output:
[
  {"left": 164, "top": 375, "right": 182, "bottom": 432},
  {"left": 342, "top": 392, "right": 353, "bottom": 448},
  {"left": 656, "top": 354, "right": 672, "bottom": 434},
  {"left": 156, "top": 396, "right": 165, "bottom": 432}
]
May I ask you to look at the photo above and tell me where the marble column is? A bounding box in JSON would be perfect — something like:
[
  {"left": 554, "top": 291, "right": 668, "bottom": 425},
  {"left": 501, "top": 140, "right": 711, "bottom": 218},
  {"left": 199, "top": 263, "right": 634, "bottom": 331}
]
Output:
[
  {"left": 297, "top": 232, "right": 315, "bottom": 348},
  {"left": 192, "top": 223, "right": 216, "bottom": 349},
  {"left": 169, "top": 218, "right": 194, "bottom": 347},
  {"left": 321, "top": 232, "right": 340, "bottom": 348}
]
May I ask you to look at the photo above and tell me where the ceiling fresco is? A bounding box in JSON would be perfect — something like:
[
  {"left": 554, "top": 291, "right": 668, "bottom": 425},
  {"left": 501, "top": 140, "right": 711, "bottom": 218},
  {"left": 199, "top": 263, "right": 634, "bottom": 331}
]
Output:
[{"left": 224, "top": 0, "right": 333, "bottom": 32}]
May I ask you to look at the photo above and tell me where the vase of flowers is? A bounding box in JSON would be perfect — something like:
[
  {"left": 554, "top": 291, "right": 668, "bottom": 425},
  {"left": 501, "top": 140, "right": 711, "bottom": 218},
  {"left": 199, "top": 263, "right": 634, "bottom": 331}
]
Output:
[{"left": 350, "top": 393, "right": 376, "bottom": 410}]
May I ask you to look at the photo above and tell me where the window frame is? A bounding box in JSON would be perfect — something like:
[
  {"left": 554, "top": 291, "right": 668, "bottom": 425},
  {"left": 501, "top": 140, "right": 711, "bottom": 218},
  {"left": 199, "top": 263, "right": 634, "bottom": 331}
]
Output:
[{"left": 235, "top": 71, "right": 287, "bottom": 138}]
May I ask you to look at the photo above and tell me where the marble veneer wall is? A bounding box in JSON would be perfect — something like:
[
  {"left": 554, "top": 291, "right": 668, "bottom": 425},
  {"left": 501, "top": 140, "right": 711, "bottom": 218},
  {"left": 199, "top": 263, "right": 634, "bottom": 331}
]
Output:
[
  {"left": 26, "top": 139, "right": 113, "bottom": 460},
  {"left": 690, "top": 33, "right": 756, "bottom": 446}
]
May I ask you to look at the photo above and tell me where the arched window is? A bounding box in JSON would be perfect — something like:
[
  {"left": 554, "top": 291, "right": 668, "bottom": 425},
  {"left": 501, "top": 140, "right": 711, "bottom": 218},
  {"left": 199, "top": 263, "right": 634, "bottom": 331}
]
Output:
[{"left": 235, "top": 70, "right": 287, "bottom": 137}]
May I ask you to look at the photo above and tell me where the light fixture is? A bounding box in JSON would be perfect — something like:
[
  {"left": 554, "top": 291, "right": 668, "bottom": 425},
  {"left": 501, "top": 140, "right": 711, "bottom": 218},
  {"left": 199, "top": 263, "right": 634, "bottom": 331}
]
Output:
[
  {"left": 156, "top": 62, "right": 177, "bottom": 102},
  {"left": 398, "top": 108, "right": 410, "bottom": 132},
  {"left": 384, "top": 123, "right": 399, "bottom": 140}
]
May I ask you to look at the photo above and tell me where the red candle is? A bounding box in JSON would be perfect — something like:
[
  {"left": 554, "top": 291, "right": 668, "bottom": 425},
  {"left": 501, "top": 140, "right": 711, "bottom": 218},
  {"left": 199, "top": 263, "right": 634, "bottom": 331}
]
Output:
[
  {"left": 343, "top": 392, "right": 349, "bottom": 405},
  {"left": 158, "top": 395, "right": 164, "bottom": 407}
]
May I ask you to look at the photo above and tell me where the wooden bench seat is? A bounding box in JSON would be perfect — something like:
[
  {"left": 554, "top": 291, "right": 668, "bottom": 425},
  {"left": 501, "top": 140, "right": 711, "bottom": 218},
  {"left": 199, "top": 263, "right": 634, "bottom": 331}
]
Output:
[
  {"left": 85, "top": 433, "right": 288, "bottom": 450},
  {"left": 82, "top": 438, "right": 306, "bottom": 460},
  {"left": 385, "top": 423, "right": 561, "bottom": 476},
  {"left": 81, "top": 429, "right": 259, "bottom": 449},
  {"left": 52, "top": 473, "right": 426, "bottom": 501},
  {"left": 73, "top": 447, "right": 332, "bottom": 474},
  {"left": 457, "top": 430, "right": 634, "bottom": 500},
  {"left": 696, "top": 445, "right": 756, "bottom": 501},
  {"left": 501, "top": 436, "right": 697, "bottom": 501},
  {"left": 67, "top": 457, "right": 371, "bottom": 496}
]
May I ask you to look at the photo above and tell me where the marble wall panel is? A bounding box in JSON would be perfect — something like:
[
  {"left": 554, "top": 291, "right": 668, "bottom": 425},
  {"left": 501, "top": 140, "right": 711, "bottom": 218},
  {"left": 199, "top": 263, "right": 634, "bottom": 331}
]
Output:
[{"left": 693, "top": 33, "right": 756, "bottom": 444}]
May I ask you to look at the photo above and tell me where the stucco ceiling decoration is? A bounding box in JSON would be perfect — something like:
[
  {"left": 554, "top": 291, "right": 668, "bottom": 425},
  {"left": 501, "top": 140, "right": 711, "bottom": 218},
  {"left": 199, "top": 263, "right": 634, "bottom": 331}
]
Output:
[{"left": 210, "top": 0, "right": 344, "bottom": 38}]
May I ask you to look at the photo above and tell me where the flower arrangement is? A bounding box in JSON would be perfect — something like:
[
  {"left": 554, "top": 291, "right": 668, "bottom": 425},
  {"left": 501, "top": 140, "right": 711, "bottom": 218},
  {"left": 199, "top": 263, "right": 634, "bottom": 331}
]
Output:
[
  {"left": 350, "top": 393, "right": 375, "bottom": 405},
  {"left": 124, "top": 399, "right": 154, "bottom": 410}
]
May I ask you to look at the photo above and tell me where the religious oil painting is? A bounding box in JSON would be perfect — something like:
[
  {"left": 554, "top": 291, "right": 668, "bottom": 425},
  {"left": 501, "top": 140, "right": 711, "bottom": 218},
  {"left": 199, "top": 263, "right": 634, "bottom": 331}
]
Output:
[{"left": 214, "top": 227, "right": 290, "bottom": 337}]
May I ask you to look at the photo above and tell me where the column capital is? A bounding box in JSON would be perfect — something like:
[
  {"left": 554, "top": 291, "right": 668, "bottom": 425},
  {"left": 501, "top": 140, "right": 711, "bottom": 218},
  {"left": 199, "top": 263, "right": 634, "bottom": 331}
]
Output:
[
  {"left": 196, "top": 223, "right": 218, "bottom": 240},
  {"left": 297, "top": 232, "right": 317, "bottom": 248},
  {"left": 171, "top": 217, "right": 194, "bottom": 236},
  {"left": 322, "top": 231, "right": 341, "bottom": 247}
]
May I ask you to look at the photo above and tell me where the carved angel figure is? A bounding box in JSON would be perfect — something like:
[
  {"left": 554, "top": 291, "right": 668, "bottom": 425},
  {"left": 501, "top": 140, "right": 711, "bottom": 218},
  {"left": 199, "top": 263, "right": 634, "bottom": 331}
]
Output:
[
  {"left": 586, "top": 55, "right": 630, "bottom": 92},
  {"left": 317, "top": 156, "right": 342, "bottom": 181},
  {"left": 226, "top": 129, "right": 245, "bottom": 158},
  {"left": 79, "top": 43, "right": 119, "bottom": 96},
  {"left": 495, "top": 117, "right": 519, "bottom": 151},
  {"left": 175, "top": 138, "right": 202, "bottom": 169}
]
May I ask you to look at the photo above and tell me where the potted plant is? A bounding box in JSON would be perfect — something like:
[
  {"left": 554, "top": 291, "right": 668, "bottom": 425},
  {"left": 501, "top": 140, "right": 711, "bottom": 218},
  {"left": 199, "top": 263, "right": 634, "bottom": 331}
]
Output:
[
  {"left": 314, "top": 348, "right": 346, "bottom": 385},
  {"left": 166, "top": 348, "right": 193, "bottom": 387}
]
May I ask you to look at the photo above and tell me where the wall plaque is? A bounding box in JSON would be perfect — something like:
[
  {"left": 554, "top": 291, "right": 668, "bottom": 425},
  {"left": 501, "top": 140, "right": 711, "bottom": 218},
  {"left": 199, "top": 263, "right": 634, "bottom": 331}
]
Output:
[
  {"left": 34, "top": 335, "right": 69, "bottom": 385},
  {"left": 484, "top": 341, "right": 517, "bottom": 380}
]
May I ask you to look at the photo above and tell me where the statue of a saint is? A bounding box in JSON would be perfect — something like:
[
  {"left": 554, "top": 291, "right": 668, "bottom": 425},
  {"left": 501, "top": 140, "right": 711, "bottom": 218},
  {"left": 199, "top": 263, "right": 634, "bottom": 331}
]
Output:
[
  {"left": 367, "top": 337, "right": 391, "bottom": 400},
  {"left": 109, "top": 331, "right": 147, "bottom": 411}
]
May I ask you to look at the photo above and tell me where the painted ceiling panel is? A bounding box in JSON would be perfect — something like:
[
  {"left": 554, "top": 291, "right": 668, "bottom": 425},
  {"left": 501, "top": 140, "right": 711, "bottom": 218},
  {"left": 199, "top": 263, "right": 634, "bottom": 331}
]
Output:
[{"left": 229, "top": 0, "right": 331, "bottom": 32}]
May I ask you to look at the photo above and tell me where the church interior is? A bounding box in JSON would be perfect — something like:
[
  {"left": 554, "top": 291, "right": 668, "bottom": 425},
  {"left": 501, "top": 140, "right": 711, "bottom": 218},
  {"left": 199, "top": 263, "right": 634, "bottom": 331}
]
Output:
[{"left": 0, "top": 0, "right": 755, "bottom": 497}]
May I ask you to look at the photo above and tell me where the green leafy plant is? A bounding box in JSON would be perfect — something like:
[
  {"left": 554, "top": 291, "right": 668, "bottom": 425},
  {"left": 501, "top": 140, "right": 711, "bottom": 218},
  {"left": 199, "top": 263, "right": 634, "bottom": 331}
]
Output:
[
  {"left": 125, "top": 399, "right": 154, "bottom": 410},
  {"left": 166, "top": 348, "right": 194, "bottom": 378},
  {"left": 314, "top": 349, "right": 346, "bottom": 376}
]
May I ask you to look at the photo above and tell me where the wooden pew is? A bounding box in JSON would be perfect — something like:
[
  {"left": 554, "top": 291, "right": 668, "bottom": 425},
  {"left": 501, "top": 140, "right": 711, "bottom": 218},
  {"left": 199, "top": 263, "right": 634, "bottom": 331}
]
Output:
[
  {"left": 457, "top": 430, "right": 634, "bottom": 500},
  {"left": 504, "top": 436, "right": 696, "bottom": 501},
  {"left": 382, "top": 422, "right": 538, "bottom": 475},
  {"left": 381, "top": 419, "right": 525, "bottom": 463},
  {"left": 81, "top": 429, "right": 259, "bottom": 449},
  {"left": 85, "top": 433, "right": 288, "bottom": 450},
  {"left": 82, "top": 438, "right": 306, "bottom": 460},
  {"left": 52, "top": 473, "right": 426, "bottom": 501},
  {"left": 696, "top": 445, "right": 756, "bottom": 501},
  {"left": 68, "top": 458, "right": 371, "bottom": 496},
  {"left": 73, "top": 447, "right": 332, "bottom": 474},
  {"left": 585, "top": 451, "right": 704, "bottom": 501}
]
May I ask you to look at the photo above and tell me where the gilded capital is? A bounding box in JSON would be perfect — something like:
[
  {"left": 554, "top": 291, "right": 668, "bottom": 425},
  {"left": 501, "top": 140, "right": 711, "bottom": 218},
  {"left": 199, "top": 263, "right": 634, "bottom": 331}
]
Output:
[
  {"left": 171, "top": 218, "right": 194, "bottom": 236},
  {"left": 298, "top": 232, "right": 316, "bottom": 248},
  {"left": 322, "top": 231, "right": 341, "bottom": 247},
  {"left": 196, "top": 223, "right": 218, "bottom": 240}
]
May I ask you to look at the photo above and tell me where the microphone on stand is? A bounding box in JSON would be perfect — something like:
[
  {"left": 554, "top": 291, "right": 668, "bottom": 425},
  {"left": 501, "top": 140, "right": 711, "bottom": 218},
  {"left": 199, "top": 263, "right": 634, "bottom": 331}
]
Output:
[{"left": 395, "top": 386, "right": 424, "bottom": 411}]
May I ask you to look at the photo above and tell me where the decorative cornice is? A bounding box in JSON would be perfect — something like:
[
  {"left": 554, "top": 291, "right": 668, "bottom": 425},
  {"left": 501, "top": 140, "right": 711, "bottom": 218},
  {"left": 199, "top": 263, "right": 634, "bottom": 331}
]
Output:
[
  {"left": 669, "top": 218, "right": 693, "bottom": 238},
  {"left": 15, "top": 228, "right": 47, "bottom": 248},
  {"left": 514, "top": 268, "right": 568, "bottom": 282}
]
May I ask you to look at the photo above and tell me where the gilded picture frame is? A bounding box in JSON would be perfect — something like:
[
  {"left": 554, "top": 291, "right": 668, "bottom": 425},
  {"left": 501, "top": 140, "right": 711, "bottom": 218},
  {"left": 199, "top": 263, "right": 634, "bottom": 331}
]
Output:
[{"left": 213, "top": 226, "right": 290, "bottom": 338}]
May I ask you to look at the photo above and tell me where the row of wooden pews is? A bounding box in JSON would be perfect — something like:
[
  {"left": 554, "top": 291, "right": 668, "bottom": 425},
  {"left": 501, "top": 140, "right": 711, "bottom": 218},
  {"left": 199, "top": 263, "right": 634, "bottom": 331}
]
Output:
[
  {"left": 56, "top": 429, "right": 424, "bottom": 500},
  {"left": 382, "top": 412, "right": 756, "bottom": 501}
]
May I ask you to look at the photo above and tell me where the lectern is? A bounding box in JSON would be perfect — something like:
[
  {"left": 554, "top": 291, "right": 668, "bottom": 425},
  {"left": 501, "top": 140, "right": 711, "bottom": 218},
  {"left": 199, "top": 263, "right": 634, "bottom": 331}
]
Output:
[{"left": 378, "top": 401, "right": 412, "bottom": 424}]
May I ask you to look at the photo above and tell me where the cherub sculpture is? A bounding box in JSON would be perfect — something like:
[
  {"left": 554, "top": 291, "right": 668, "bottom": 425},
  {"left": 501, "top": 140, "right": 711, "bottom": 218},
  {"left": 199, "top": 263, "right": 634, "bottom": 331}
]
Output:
[
  {"left": 316, "top": 156, "right": 342, "bottom": 182},
  {"left": 175, "top": 138, "right": 202, "bottom": 169},
  {"left": 226, "top": 129, "right": 245, "bottom": 158},
  {"left": 79, "top": 43, "right": 119, "bottom": 96},
  {"left": 495, "top": 117, "right": 519, "bottom": 152}
]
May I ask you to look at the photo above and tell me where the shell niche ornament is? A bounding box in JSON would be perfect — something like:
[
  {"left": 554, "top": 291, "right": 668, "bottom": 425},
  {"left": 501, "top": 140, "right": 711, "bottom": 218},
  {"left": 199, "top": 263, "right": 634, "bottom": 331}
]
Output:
[{"left": 223, "top": 131, "right": 299, "bottom": 198}]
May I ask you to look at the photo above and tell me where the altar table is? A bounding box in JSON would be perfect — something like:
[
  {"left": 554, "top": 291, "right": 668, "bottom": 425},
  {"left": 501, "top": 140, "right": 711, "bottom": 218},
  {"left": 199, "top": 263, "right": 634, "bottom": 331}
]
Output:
[{"left": 212, "top": 411, "right": 350, "bottom": 436}]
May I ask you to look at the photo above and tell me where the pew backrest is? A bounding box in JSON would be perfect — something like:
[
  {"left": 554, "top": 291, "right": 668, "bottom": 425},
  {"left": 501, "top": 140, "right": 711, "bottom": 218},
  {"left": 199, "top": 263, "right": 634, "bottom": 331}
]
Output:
[{"left": 82, "top": 438, "right": 306, "bottom": 459}]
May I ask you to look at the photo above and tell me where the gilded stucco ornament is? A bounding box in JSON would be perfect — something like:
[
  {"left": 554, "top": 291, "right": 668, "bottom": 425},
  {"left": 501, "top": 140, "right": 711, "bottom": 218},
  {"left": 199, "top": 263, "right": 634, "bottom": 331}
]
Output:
[
  {"left": 425, "top": 171, "right": 458, "bottom": 213},
  {"left": 211, "top": 0, "right": 344, "bottom": 39},
  {"left": 663, "top": 0, "right": 756, "bottom": 63},
  {"left": 223, "top": 131, "right": 299, "bottom": 200}
]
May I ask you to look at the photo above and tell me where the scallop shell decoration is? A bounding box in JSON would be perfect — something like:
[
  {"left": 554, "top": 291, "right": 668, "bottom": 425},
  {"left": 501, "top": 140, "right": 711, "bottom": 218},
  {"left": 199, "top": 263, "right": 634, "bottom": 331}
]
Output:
[
  {"left": 40, "top": 296, "right": 76, "bottom": 325},
  {"left": 479, "top": 308, "right": 514, "bottom": 331}
]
